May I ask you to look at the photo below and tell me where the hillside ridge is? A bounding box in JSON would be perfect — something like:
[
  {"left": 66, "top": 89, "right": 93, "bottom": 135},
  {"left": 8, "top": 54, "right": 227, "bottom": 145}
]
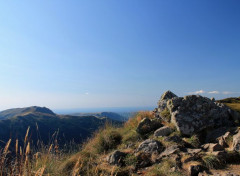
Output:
[{"left": 0, "top": 106, "right": 56, "bottom": 120}]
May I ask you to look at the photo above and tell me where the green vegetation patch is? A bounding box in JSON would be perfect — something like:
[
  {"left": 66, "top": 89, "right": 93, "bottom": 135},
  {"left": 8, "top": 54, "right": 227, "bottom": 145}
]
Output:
[
  {"left": 201, "top": 154, "right": 223, "bottom": 169},
  {"left": 160, "top": 108, "right": 171, "bottom": 122},
  {"left": 124, "top": 153, "right": 138, "bottom": 167},
  {"left": 218, "top": 97, "right": 240, "bottom": 113},
  {"left": 184, "top": 135, "right": 200, "bottom": 148},
  {"left": 145, "top": 159, "right": 182, "bottom": 176},
  {"left": 95, "top": 129, "right": 122, "bottom": 154}
]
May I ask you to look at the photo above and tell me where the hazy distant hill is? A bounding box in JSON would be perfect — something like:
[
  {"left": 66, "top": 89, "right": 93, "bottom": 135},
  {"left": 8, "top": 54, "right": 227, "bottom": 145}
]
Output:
[
  {"left": 0, "top": 106, "right": 119, "bottom": 147},
  {"left": 0, "top": 106, "right": 55, "bottom": 120},
  {"left": 71, "top": 112, "right": 126, "bottom": 121}
]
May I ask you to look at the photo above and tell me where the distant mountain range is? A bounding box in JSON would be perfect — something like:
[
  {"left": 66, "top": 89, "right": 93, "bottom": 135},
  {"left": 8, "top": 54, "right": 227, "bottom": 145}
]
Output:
[
  {"left": 70, "top": 111, "right": 136, "bottom": 122},
  {"left": 0, "top": 106, "right": 121, "bottom": 147}
]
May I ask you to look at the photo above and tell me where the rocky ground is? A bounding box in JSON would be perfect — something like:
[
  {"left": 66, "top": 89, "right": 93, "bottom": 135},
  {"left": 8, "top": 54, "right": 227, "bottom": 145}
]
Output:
[{"left": 104, "top": 91, "right": 240, "bottom": 176}]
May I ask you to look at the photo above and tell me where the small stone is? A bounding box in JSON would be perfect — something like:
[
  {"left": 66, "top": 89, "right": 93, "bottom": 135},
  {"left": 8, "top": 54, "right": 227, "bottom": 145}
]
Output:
[
  {"left": 107, "top": 150, "right": 126, "bottom": 166},
  {"left": 186, "top": 148, "right": 202, "bottom": 154},
  {"left": 159, "top": 145, "right": 180, "bottom": 158},
  {"left": 137, "top": 139, "right": 163, "bottom": 154},
  {"left": 154, "top": 126, "right": 172, "bottom": 137}
]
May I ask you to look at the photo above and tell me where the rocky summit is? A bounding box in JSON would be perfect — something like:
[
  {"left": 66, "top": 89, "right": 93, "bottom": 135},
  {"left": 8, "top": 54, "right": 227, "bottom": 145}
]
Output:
[
  {"left": 103, "top": 91, "right": 240, "bottom": 175},
  {"left": 154, "top": 91, "right": 240, "bottom": 136}
]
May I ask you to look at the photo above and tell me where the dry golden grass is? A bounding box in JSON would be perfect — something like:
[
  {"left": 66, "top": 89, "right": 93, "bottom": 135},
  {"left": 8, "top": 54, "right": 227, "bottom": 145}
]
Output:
[{"left": 225, "top": 103, "right": 240, "bottom": 113}]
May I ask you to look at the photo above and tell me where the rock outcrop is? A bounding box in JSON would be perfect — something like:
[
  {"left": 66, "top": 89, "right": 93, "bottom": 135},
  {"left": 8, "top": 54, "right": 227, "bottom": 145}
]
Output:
[
  {"left": 154, "top": 91, "right": 240, "bottom": 136},
  {"left": 154, "top": 90, "right": 177, "bottom": 117},
  {"left": 105, "top": 91, "right": 240, "bottom": 175},
  {"left": 168, "top": 95, "right": 232, "bottom": 135}
]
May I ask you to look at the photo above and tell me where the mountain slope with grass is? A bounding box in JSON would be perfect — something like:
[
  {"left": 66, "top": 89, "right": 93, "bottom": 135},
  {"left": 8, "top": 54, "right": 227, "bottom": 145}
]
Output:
[
  {"left": 0, "top": 106, "right": 120, "bottom": 147},
  {"left": 0, "top": 106, "right": 56, "bottom": 120},
  {"left": 59, "top": 91, "right": 240, "bottom": 176}
]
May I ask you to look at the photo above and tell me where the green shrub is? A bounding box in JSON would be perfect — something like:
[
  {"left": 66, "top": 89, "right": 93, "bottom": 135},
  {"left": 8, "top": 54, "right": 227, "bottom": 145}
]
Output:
[
  {"left": 160, "top": 108, "right": 171, "bottom": 122},
  {"left": 124, "top": 154, "right": 138, "bottom": 167}
]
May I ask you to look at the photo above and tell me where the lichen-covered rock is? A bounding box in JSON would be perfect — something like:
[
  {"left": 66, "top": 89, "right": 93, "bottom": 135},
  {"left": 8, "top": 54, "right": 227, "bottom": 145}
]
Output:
[
  {"left": 167, "top": 95, "right": 232, "bottom": 135},
  {"left": 154, "top": 126, "right": 172, "bottom": 137},
  {"left": 160, "top": 90, "right": 177, "bottom": 101},
  {"left": 155, "top": 91, "right": 177, "bottom": 118},
  {"left": 137, "top": 139, "right": 163, "bottom": 154},
  {"left": 136, "top": 118, "right": 162, "bottom": 135},
  {"left": 233, "top": 130, "right": 240, "bottom": 152},
  {"left": 107, "top": 150, "right": 126, "bottom": 166}
]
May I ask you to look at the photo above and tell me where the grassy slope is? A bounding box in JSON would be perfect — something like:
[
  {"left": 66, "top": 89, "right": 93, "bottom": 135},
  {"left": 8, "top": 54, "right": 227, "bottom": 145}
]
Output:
[
  {"left": 217, "top": 97, "right": 240, "bottom": 113},
  {"left": 0, "top": 110, "right": 119, "bottom": 148}
]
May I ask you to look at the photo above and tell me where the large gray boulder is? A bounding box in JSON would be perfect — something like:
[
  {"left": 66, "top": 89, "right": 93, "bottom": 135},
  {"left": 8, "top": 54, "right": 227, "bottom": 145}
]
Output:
[
  {"left": 137, "top": 139, "right": 163, "bottom": 154},
  {"left": 154, "top": 91, "right": 240, "bottom": 136},
  {"left": 233, "top": 130, "right": 240, "bottom": 152},
  {"left": 167, "top": 95, "right": 232, "bottom": 135}
]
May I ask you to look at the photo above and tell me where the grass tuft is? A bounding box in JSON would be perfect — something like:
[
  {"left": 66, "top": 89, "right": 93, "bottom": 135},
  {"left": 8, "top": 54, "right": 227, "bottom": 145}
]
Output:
[{"left": 201, "top": 154, "right": 223, "bottom": 169}]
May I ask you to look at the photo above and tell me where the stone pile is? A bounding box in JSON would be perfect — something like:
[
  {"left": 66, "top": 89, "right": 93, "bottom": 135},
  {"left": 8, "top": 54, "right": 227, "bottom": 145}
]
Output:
[{"left": 107, "top": 91, "right": 240, "bottom": 176}]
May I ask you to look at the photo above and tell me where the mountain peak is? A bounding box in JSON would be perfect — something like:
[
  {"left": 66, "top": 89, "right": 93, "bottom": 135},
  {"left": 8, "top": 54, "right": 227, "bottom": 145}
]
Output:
[
  {"left": 22, "top": 106, "right": 55, "bottom": 115},
  {"left": 0, "top": 106, "right": 55, "bottom": 120}
]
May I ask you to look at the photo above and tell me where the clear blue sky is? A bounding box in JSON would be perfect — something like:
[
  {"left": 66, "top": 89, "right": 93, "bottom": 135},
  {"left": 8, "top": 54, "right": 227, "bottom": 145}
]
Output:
[{"left": 0, "top": 0, "right": 239, "bottom": 110}]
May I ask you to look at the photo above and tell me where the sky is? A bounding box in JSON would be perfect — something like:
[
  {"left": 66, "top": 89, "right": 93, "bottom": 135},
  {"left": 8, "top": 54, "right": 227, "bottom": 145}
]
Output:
[{"left": 0, "top": 0, "right": 239, "bottom": 111}]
